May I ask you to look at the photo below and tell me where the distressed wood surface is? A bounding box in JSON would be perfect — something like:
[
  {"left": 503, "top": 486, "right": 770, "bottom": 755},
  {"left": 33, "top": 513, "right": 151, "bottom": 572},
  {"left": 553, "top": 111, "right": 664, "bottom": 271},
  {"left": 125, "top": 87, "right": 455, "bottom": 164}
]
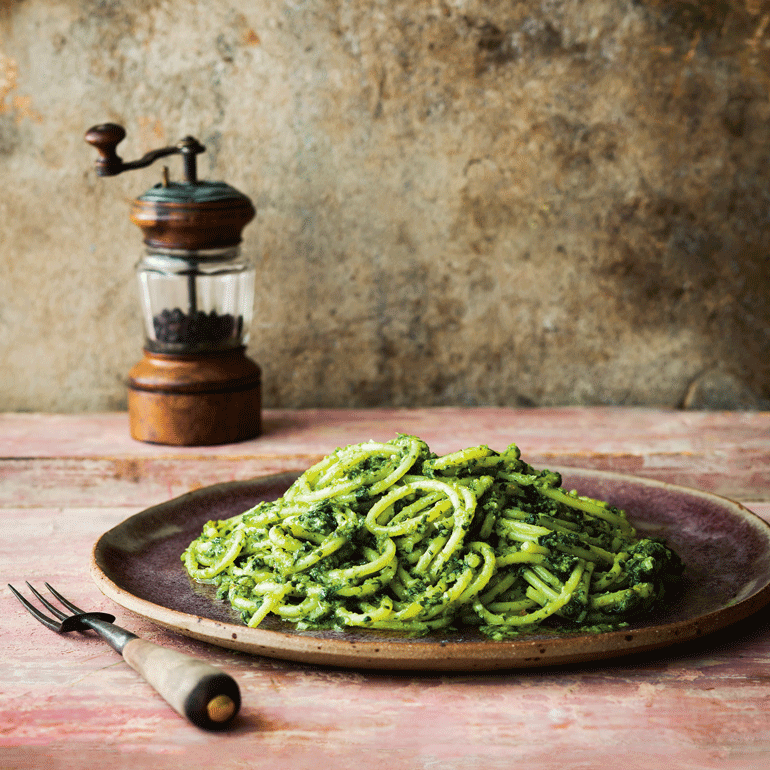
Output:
[{"left": 1, "top": 408, "right": 770, "bottom": 769}]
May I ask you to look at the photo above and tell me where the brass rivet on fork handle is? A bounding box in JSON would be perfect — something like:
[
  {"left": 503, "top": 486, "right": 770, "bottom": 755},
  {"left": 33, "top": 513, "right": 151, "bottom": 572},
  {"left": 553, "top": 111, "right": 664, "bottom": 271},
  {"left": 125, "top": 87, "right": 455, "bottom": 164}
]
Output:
[
  {"left": 207, "top": 693, "right": 238, "bottom": 723},
  {"left": 8, "top": 582, "right": 241, "bottom": 730}
]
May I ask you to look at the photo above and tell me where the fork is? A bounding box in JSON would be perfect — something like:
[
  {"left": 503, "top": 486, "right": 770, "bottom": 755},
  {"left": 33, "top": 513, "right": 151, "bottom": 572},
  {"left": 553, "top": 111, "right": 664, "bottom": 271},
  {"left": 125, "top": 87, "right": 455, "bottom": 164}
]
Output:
[{"left": 8, "top": 582, "right": 241, "bottom": 730}]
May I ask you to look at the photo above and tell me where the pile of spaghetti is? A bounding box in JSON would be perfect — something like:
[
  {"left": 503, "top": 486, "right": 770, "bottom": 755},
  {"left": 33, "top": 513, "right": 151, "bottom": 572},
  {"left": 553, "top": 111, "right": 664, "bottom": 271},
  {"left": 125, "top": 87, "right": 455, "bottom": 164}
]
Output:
[{"left": 182, "top": 435, "right": 683, "bottom": 637}]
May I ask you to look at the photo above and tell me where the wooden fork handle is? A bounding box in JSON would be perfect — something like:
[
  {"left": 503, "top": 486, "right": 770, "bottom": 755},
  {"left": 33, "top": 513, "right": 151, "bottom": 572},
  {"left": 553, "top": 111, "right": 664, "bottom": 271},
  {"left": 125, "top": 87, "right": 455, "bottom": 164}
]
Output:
[{"left": 121, "top": 637, "right": 241, "bottom": 729}]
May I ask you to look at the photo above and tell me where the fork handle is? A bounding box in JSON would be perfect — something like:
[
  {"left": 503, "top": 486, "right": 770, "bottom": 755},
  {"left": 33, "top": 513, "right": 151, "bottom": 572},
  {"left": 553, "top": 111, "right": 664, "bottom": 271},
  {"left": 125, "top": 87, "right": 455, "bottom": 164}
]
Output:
[{"left": 121, "top": 637, "right": 241, "bottom": 730}]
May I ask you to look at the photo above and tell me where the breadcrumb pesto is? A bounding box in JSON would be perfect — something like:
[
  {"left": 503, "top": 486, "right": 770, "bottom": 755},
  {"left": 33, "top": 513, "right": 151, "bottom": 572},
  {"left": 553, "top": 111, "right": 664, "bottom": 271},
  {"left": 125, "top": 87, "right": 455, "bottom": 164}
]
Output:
[{"left": 182, "top": 435, "right": 683, "bottom": 637}]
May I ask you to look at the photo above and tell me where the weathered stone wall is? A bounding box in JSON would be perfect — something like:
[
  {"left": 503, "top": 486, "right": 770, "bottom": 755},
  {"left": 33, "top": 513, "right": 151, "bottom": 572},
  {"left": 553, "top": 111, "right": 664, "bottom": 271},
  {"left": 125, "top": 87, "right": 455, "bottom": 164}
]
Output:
[{"left": 2, "top": 0, "right": 769, "bottom": 411}]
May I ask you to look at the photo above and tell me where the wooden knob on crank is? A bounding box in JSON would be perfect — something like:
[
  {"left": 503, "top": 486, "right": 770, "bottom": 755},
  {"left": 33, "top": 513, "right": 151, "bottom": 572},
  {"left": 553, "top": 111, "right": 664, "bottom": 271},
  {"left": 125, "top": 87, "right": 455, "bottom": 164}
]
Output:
[{"left": 84, "top": 123, "right": 127, "bottom": 176}]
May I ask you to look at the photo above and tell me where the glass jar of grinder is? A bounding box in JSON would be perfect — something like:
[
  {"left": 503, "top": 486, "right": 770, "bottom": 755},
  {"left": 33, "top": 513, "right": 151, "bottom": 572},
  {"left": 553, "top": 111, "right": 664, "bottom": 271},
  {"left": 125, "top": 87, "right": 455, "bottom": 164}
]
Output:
[{"left": 85, "top": 123, "right": 261, "bottom": 445}]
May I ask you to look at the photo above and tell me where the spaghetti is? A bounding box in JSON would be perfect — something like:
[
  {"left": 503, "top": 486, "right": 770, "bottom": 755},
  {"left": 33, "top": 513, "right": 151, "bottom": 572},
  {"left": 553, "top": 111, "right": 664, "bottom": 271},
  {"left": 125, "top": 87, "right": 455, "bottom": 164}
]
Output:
[{"left": 182, "top": 435, "right": 682, "bottom": 637}]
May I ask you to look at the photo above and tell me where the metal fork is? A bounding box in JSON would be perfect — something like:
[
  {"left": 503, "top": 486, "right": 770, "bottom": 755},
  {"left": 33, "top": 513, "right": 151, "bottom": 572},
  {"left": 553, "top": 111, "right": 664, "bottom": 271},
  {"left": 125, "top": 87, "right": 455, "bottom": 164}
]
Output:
[{"left": 8, "top": 582, "right": 240, "bottom": 730}]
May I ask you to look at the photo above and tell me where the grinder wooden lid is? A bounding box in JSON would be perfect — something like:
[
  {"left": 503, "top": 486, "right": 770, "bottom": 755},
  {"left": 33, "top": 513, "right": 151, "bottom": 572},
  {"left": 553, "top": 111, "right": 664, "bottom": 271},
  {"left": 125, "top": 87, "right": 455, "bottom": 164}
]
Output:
[{"left": 130, "top": 181, "right": 256, "bottom": 251}]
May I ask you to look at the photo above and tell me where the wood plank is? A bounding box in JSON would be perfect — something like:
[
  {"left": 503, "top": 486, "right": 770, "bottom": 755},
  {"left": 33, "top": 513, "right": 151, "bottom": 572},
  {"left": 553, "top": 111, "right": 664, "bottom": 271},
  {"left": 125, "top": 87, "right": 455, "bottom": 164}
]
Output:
[
  {"left": 3, "top": 449, "right": 769, "bottom": 508},
  {"left": 3, "top": 407, "right": 770, "bottom": 458},
  {"left": 3, "top": 409, "right": 770, "bottom": 507},
  {"left": 0, "top": 455, "right": 315, "bottom": 509}
]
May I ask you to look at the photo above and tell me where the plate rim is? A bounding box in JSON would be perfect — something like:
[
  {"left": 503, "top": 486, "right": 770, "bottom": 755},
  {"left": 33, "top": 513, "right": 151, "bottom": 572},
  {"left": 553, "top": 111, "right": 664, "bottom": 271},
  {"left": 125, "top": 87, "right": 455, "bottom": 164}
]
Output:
[{"left": 90, "top": 467, "right": 770, "bottom": 671}]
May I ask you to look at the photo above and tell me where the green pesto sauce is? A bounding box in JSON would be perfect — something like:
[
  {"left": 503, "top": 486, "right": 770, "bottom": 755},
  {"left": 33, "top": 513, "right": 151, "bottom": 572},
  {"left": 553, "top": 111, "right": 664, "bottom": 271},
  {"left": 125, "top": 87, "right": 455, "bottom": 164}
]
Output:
[{"left": 182, "top": 435, "right": 684, "bottom": 638}]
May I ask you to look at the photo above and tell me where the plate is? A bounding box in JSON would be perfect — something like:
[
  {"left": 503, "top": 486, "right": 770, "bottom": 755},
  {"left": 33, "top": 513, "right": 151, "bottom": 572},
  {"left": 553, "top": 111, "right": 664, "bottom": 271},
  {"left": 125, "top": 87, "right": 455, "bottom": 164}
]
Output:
[{"left": 91, "top": 468, "right": 770, "bottom": 671}]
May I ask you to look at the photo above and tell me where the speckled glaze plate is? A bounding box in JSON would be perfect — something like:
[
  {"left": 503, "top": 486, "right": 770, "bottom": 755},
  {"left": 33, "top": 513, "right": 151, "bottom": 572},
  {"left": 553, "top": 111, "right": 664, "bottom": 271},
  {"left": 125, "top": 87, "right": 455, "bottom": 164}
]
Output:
[{"left": 91, "top": 468, "right": 770, "bottom": 671}]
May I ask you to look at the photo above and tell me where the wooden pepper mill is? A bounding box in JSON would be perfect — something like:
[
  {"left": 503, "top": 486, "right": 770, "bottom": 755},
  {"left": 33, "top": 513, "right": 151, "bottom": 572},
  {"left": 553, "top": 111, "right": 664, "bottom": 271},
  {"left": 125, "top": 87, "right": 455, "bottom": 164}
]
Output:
[{"left": 85, "top": 123, "right": 262, "bottom": 446}]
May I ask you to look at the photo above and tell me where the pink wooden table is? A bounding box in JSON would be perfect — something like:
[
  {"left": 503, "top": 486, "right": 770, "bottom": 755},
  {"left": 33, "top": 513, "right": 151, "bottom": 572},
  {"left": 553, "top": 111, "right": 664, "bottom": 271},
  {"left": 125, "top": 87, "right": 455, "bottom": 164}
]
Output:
[{"left": 2, "top": 408, "right": 770, "bottom": 769}]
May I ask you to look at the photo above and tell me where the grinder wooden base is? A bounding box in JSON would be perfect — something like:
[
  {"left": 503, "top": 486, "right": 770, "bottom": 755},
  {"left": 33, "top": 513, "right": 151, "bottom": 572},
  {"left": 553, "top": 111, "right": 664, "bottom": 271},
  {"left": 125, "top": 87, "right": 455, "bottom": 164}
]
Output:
[{"left": 127, "top": 348, "right": 261, "bottom": 446}]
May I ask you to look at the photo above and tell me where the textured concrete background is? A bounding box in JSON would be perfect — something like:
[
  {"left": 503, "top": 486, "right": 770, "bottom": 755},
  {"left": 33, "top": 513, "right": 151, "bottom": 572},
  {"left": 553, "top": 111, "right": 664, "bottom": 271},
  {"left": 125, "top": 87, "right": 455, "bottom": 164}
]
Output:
[{"left": 2, "top": 0, "right": 770, "bottom": 412}]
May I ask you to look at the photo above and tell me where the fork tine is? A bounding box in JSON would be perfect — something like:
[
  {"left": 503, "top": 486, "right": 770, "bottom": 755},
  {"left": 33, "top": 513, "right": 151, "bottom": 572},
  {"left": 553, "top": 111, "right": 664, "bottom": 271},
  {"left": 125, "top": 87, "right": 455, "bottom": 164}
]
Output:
[
  {"left": 25, "top": 582, "right": 69, "bottom": 622},
  {"left": 44, "top": 583, "right": 87, "bottom": 615},
  {"left": 7, "top": 584, "right": 61, "bottom": 632}
]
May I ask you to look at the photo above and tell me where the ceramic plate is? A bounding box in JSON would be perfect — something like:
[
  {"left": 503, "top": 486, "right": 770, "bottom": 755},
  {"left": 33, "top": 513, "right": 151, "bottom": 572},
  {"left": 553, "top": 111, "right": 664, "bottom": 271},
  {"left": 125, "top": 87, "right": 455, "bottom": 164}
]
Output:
[{"left": 91, "top": 468, "right": 770, "bottom": 671}]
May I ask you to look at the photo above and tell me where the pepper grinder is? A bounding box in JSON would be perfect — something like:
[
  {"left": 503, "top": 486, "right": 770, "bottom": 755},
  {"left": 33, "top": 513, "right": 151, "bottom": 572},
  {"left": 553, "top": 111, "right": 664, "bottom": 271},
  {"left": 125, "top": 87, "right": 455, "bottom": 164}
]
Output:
[{"left": 85, "top": 123, "right": 262, "bottom": 445}]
